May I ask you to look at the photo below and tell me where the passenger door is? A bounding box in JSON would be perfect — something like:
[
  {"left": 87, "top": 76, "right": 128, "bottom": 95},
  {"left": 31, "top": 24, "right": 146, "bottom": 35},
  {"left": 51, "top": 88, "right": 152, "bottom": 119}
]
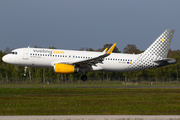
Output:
[{"left": 23, "top": 50, "right": 29, "bottom": 60}]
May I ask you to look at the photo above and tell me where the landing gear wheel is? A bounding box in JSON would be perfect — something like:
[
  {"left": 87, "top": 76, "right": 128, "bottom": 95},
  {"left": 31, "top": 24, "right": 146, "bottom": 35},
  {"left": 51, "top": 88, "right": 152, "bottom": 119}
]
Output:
[
  {"left": 23, "top": 66, "right": 28, "bottom": 77},
  {"left": 23, "top": 73, "right": 26, "bottom": 77},
  {"left": 81, "top": 75, "right": 87, "bottom": 81}
]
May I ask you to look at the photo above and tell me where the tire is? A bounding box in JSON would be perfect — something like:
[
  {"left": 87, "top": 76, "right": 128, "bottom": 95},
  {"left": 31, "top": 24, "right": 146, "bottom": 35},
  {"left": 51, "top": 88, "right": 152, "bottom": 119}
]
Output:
[
  {"left": 23, "top": 73, "right": 26, "bottom": 77},
  {"left": 81, "top": 75, "right": 87, "bottom": 81}
]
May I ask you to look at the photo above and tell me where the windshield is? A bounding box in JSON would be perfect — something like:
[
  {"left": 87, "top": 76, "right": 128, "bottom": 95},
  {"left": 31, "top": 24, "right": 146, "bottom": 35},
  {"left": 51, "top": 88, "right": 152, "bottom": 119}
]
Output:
[{"left": 9, "top": 51, "right": 18, "bottom": 55}]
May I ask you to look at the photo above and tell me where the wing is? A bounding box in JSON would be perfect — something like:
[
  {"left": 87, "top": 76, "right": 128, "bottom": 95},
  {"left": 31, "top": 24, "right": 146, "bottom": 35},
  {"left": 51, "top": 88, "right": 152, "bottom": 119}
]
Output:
[{"left": 71, "top": 43, "right": 116, "bottom": 69}]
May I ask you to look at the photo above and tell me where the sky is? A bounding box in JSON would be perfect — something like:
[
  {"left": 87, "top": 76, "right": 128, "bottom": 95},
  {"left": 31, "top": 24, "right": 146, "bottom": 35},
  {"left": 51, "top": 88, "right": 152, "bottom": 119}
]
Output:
[{"left": 0, "top": 0, "right": 179, "bottom": 52}]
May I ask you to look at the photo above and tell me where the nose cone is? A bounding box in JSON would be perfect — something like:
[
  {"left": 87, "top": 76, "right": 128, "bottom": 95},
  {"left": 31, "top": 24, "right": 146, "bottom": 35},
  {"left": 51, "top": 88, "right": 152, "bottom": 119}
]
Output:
[{"left": 2, "top": 55, "right": 9, "bottom": 63}]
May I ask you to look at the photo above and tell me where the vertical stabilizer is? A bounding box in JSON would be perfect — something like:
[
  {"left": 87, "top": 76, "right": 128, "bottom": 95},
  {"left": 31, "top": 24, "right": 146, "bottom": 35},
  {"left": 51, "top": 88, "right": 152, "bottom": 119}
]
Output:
[
  {"left": 126, "top": 29, "right": 175, "bottom": 71},
  {"left": 142, "top": 29, "right": 175, "bottom": 59}
]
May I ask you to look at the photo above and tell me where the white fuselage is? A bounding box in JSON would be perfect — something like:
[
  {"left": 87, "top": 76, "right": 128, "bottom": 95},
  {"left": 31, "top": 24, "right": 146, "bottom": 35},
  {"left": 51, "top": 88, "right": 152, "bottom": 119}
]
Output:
[
  {"left": 2, "top": 29, "right": 176, "bottom": 77},
  {"left": 2, "top": 48, "right": 139, "bottom": 72}
]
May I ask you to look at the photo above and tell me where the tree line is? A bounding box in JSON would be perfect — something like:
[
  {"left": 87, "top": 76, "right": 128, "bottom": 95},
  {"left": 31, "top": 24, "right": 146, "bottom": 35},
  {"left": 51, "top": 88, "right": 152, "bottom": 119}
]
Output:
[{"left": 0, "top": 44, "right": 180, "bottom": 84}]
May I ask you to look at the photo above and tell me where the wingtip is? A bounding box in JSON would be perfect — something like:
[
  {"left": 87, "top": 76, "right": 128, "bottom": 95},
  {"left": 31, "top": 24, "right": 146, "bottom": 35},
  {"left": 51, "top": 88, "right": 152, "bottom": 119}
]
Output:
[
  {"left": 103, "top": 48, "right": 108, "bottom": 53},
  {"left": 107, "top": 43, "right": 117, "bottom": 54}
]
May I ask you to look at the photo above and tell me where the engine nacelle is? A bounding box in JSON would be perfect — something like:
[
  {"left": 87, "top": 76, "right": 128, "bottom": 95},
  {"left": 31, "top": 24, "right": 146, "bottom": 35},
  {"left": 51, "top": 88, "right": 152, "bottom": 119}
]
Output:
[{"left": 54, "top": 63, "right": 79, "bottom": 74}]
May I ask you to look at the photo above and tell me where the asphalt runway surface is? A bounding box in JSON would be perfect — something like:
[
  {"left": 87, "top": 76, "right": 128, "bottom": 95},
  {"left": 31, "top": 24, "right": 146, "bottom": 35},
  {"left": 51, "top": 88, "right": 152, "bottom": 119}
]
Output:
[{"left": 1, "top": 115, "right": 180, "bottom": 120}]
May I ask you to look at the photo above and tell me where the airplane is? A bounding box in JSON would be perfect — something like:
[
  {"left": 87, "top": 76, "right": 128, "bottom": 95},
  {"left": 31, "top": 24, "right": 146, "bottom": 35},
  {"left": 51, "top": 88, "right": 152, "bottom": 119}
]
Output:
[{"left": 2, "top": 29, "right": 176, "bottom": 81}]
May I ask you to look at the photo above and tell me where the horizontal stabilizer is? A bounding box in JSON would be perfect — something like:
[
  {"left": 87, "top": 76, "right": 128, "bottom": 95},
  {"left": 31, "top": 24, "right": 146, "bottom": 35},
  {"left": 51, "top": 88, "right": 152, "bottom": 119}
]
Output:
[{"left": 153, "top": 58, "right": 176, "bottom": 64}]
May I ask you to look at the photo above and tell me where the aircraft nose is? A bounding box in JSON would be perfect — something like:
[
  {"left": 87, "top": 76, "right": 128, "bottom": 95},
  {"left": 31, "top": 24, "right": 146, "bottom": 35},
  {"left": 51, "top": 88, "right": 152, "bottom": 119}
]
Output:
[{"left": 2, "top": 55, "right": 9, "bottom": 63}]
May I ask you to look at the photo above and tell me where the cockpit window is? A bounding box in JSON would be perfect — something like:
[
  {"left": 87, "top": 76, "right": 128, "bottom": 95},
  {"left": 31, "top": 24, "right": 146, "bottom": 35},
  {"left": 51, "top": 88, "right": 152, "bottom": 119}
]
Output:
[{"left": 9, "top": 51, "right": 18, "bottom": 55}]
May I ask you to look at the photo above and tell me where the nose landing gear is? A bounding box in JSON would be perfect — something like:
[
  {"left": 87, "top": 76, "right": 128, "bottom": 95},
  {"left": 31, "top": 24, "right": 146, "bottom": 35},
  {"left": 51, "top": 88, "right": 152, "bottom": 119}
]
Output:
[{"left": 23, "top": 66, "right": 28, "bottom": 77}]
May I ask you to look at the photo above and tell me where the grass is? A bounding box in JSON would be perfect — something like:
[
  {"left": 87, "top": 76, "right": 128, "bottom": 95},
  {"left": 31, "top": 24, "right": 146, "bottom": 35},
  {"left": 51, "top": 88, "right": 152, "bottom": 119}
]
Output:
[
  {"left": 0, "top": 86, "right": 180, "bottom": 115},
  {"left": 0, "top": 83, "right": 179, "bottom": 88}
]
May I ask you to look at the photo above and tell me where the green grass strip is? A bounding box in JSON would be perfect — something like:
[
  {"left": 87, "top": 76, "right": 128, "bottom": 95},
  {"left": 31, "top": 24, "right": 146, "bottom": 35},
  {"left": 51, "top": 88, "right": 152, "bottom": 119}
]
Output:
[{"left": 0, "top": 88, "right": 180, "bottom": 115}]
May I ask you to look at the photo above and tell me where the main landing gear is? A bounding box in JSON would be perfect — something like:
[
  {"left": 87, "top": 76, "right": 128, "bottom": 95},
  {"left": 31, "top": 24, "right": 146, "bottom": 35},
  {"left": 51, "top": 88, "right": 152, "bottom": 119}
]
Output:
[
  {"left": 81, "top": 70, "right": 87, "bottom": 81},
  {"left": 81, "top": 75, "right": 87, "bottom": 81}
]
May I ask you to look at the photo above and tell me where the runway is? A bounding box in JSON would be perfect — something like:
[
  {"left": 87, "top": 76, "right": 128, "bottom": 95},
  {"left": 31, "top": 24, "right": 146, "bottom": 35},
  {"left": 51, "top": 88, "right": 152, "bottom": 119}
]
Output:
[{"left": 1, "top": 115, "right": 180, "bottom": 120}]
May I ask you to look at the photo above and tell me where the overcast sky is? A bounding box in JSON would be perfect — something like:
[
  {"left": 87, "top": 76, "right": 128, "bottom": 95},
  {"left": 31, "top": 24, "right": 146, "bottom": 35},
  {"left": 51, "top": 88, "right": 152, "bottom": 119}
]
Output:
[{"left": 0, "top": 0, "right": 179, "bottom": 52}]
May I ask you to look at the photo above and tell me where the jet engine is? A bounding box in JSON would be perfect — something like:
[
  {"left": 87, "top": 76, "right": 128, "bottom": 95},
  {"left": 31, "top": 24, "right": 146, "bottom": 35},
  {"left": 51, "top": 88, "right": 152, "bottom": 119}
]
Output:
[{"left": 54, "top": 63, "right": 79, "bottom": 74}]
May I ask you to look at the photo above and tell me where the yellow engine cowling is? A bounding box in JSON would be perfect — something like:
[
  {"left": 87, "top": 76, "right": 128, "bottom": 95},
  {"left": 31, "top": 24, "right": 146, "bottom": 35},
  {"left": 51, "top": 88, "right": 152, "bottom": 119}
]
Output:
[{"left": 54, "top": 63, "right": 79, "bottom": 74}]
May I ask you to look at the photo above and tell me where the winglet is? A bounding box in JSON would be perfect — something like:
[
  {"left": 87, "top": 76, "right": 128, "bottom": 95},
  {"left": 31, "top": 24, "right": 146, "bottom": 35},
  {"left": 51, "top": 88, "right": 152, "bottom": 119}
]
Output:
[
  {"left": 107, "top": 43, "right": 116, "bottom": 54},
  {"left": 103, "top": 48, "right": 108, "bottom": 53}
]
